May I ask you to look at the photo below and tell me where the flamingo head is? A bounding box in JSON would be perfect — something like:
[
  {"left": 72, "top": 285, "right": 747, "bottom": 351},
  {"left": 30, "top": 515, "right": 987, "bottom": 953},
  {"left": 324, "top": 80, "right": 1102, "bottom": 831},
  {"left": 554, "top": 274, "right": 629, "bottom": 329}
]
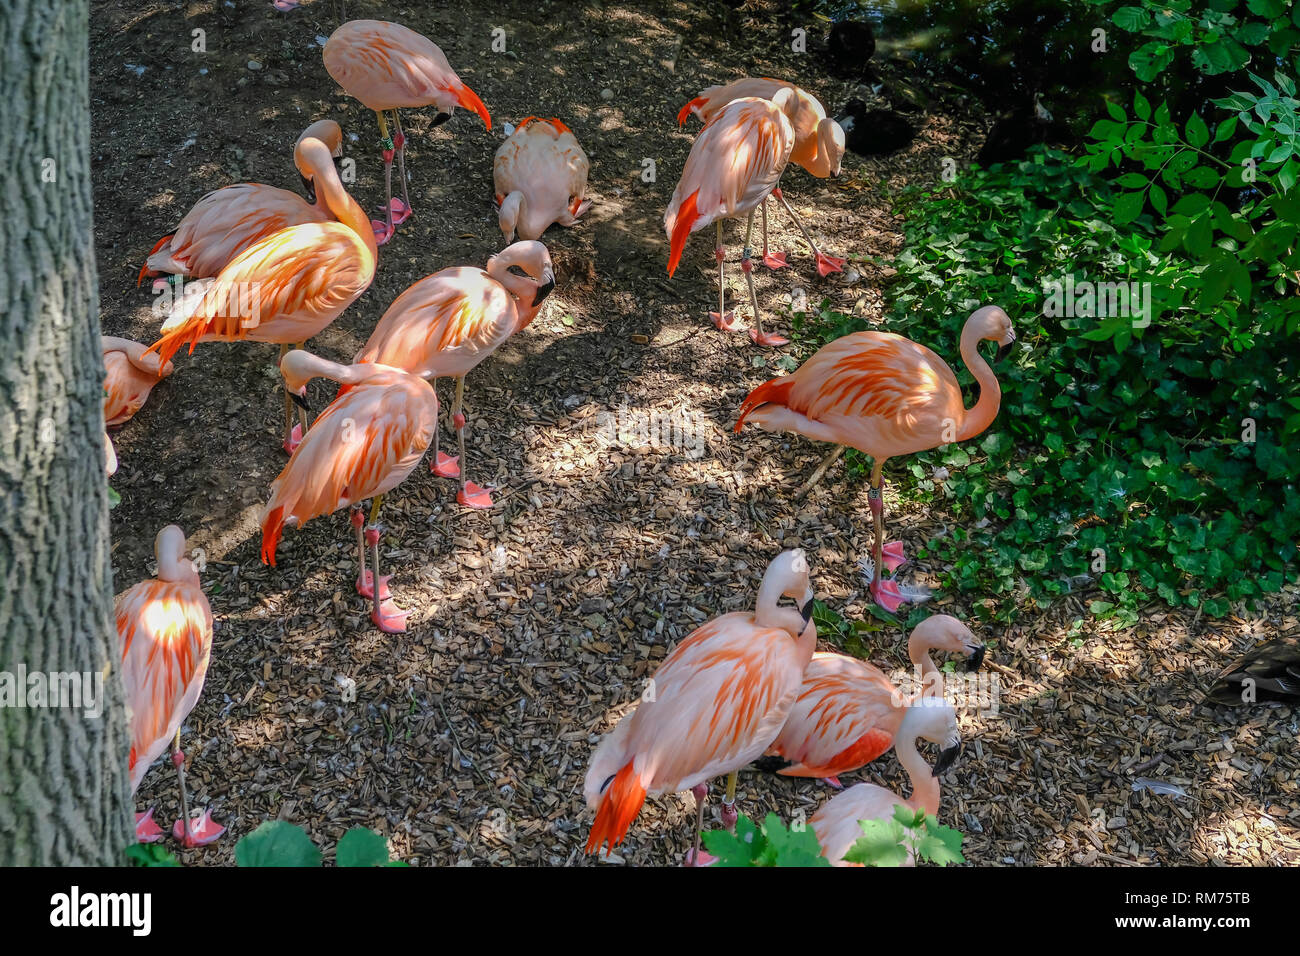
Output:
[
  {"left": 488, "top": 240, "right": 555, "bottom": 325},
  {"left": 758, "top": 549, "right": 816, "bottom": 634},
  {"left": 497, "top": 191, "right": 524, "bottom": 244},
  {"left": 913, "top": 700, "right": 962, "bottom": 777},
  {"left": 813, "top": 117, "right": 845, "bottom": 178},
  {"left": 279, "top": 348, "right": 329, "bottom": 409},
  {"left": 929, "top": 615, "right": 986, "bottom": 671},
  {"left": 969, "top": 305, "right": 1016, "bottom": 361},
  {"left": 154, "top": 524, "right": 199, "bottom": 586},
  {"left": 295, "top": 119, "right": 344, "bottom": 203}
]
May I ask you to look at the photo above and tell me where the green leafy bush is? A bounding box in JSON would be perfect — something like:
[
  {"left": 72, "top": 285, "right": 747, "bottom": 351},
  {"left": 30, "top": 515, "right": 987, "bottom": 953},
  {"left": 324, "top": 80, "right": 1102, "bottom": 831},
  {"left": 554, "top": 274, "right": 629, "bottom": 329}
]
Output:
[
  {"left": 235, "top": 821, "right": 408, "bottom": 867},
  {"left": 702, "top": 808, "right": 965, "bottom": 866}
]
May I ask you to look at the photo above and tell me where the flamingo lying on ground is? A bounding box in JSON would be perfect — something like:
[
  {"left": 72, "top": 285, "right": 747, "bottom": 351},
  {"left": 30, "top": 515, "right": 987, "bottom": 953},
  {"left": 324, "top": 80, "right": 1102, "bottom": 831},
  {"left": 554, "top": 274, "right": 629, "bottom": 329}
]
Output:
[
  {"left": 493, "top": 116, "right": 591, "bottom": 243},
  {"left": 103, "top": 336, "right": 174, "bottom": 427},
  {"left": 665, "top": 90, "right": 796, "bottom": 346},
  {"left": 735, "top": 305, "right": 1016, "bottom": 610},
  {"left": 354, "top": 240, "right": 554, "bottom": 509},
  {"left": 117, "top": 525, "right": 223, "bottom": 847},
  {"left": 260, "top": 351, "right": 438, "bottom": 633},
  {"left": 678, "top": 77, "right": 846, "bottom": 275},
  {"left": 324, "top": 19, "right": 491, "bottom": 244},
  {"left": 147, "top": 131, "right": 377, "bottom": 454},
  {"left": 758, "top": 615, "right": 983, "bottom": 786},
  {"left": 585, "top": 550, "right": 817, "bottom": 863},
  {"left": 810, "top": 700, "right": 961, "bottom": 866},
  {"left": 137, "top": 120, "right": 345, "bottom": 287}
]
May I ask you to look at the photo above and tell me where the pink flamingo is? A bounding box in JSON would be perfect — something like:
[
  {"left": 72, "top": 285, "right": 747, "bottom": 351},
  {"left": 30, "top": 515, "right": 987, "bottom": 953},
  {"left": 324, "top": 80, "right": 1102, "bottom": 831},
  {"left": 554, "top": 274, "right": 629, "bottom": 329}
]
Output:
[
  {"left": 585, "top": 550, "right": 817, "bottom": 863},
  {"left": 117, "top": 524, "right": 224, "bottom": 847},
  {"left": 809, "top": 700, "right": 961, "bottom": 866},
  {"left": 678, "top": 77, "right": 846, "bottom": 273},
  {"left": 761, "top": 615, "right": 983, "bottom": 786},
  {"left": 493, "top": 116, "right": 591, "bottom": 243},
  {"left": 354, "top": 240, "right": 555, "bottom": 510},
  {"left": 260, "top": 350, "right": 438, "bottom": 633},
  {"left": 138, "top": 120, "right": 345, "bottom": 286},
  {"left": 102, "top": 335, "right": 174, "bottom": 427},
  {"left": 147, "top": 131, "right": 377, "bottom": 454},
  {"left": 735, "top": 305, "right": 1016, "bottom": 610},
  {"left": 665, "top": 91, "right": 797, "bottom": 347},
  {"left": 324, "top": 19, "right": 491, "bottom": 244}
]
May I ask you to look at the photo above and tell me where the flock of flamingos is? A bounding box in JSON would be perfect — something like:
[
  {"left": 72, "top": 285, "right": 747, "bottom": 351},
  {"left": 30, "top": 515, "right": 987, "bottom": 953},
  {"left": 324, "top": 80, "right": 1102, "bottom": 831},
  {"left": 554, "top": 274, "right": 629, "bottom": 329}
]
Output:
[{"left": 106, "top": 17, "right": 1016, "bottom": 864}]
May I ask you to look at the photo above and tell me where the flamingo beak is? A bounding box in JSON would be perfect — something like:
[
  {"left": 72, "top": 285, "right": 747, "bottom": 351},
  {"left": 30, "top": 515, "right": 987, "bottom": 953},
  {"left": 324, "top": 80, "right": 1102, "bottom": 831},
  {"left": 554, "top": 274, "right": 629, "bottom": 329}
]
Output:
[
  {"left": 966, "top": 644, "right": 986, "bottom": 672},
  {"left": 431, "top": 111, "right": 452, "bottom": 128},
  {"left": 532, "top": 271, "right": 556, "bottom": 307},
  {"left": 800, "top": 590, "right": 816, "bottom": 626},
  {"left": 995, "top": 341, "right": 1014, "bottom": 363},
  {"left": 931, "top": 742, "right": 962, "bottom": 777},
  {"left": 290, "top": 389, "right": 311, "bottom": 412},
  {"left": 302, "top": 174, "right": 316, "bottom": 205}
]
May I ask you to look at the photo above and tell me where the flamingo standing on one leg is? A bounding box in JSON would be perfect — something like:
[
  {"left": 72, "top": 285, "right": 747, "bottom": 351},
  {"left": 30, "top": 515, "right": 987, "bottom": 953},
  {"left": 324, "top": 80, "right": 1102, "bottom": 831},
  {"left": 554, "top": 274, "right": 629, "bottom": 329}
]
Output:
[
  {"left": 117, "top": 524, "right": 224, "bottom": 847},
  {"left": 146, "top": 132, "right": 378, "bottom": 454},
  {"left": 735, "top": 305, "right": 1016, "bottom": 610},
  {"left": 665, "top": 91, "right": 797, "bottom": 347},
  {"left": 809, "top": 700, "right": 961, "bottom": 866},
  {"left": 324, "top": 19, "right": 491, "bottom": 245},
  {"left": 137, "top": 120, "right": 345, "bottom": 287},
  {"left": 758, "top": 615, "right": 983, "bottom": 787},
  {"left": 354, "top": 240, "right": 555, "bottom": 510},
  {"left": 677, "top": 77, "right": 846, "bottom": 275},
  {"left": 103, "top": 336, "right": 174, "bottom": 427},
  {"left": 260, "top": 350, "right": 438, "bottom": 633},
  {"left": 493, "top": 116, "right": 591, "bottom": 243},
  {"left": 584, "top": 550, "right": 818, "bottom": 863}
]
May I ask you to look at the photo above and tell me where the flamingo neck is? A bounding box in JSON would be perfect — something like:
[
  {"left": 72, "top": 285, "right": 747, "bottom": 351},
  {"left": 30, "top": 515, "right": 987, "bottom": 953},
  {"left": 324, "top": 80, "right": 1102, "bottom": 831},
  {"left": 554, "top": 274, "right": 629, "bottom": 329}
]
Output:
[
  {"left": 896, "top": 716, "right": 941, "bottom": 816},
  {"left": 308, "top": 140, "right": 378, "bottom": 263},
  {"left": 498, "top": 191, "right": 523, "bottom": 240},
  {"left": 956, "top": 321, "right": 1002, "bottom": 443},
  {"left": 486, "top": 262, "right": 540, "bottom": 331},
  {"left": 754, "top": 571, "right": 808, "bottom": 640}
]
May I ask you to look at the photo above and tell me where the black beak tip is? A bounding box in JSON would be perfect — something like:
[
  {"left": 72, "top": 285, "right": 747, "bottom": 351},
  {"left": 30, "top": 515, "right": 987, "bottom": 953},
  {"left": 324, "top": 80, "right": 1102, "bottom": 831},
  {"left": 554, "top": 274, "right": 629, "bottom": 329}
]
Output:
[
  {"left": 800, "top": 598, "right": 816, "bottom": 626},
  {"left": 290, "top": 391, "right": 311, "bottom": 411},
  {"left": 966, "top": 644, "right": 986, "bottom": 672},
  {"left": 995, "top": 342, "right": 1014, "bottom": 363},
  {"left": 301, "top": 174, "right": 316, "bottom": 205},
  {"left": 932, "top": 743, "right": 962, "bottom": 777},
  {"left": 532, "top": 279, "right": 556, "bottom": 307},
  {"left": 432, "top": 111, "right": 452, "bottom": 127}
]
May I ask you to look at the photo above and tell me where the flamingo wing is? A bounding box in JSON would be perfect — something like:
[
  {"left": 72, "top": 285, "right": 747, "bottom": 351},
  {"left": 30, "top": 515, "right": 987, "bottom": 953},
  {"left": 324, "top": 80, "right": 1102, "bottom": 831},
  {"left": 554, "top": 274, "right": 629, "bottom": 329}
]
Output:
[
  {"left": 811, "top": 783, "right": 911, "bottom": 866},
  {"left": 116, "top": 579, "right": 214, "bottom": 794}
]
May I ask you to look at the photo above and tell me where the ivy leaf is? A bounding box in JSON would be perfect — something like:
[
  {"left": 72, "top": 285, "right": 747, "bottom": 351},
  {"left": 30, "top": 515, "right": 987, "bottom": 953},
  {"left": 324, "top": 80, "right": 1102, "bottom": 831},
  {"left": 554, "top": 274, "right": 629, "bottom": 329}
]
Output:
[
  {"left": 843, "top": 818, "right": 910, "bottom": 867},
  {"left": 336, "top": 827, "right": 391, "bottom": 867},
  {"left": 235, "top": 821, "right": 323, "bottom": 867},
  {"left": 761, "top": 814, "right": 831, "bottom": 867},
  {"left": 703, "top": 813, "right": 765, "bottom": 866},
  {"left": 913, "top": 817, "right": 967, "bottom": 866}
]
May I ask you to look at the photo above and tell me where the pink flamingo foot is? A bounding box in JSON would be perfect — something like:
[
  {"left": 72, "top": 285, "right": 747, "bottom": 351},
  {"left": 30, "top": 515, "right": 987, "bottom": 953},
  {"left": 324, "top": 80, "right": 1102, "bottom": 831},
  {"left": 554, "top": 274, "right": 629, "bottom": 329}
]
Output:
[
  {"left": 721, "top": 801, "right": 738, "bottom": 828},
  {"left": 271, "top": 0, "right": 300, "bottom": 9},
  {"left": 870, "top": 577, "right": 905, "bottom": 613},
  {"left": 431, "top": 451, "right": 461, "bottom": 478},
  {"left": 684, "top": 848, "right": 718, "bottom": 867},
  {"left": 173, "top": 809, "right": 224, "bottom": 847},
  {"left": 710, "top": 310, "right": 739, "bottom": 332},
  {"left": 762, "top": 251, "right": 788, "bottom": 270},
  {"left": 457, "top": 481, "right": 494, "bottom": 509},
  {"left": 371, "top": 219, "right": 395, "bottom": 246},
  {"left": 282, "top": 422, "right": 303, "bottom": 456},
  {"left": 135, "top": 808, "right": 164, "bottom": 843},
  {"left": 370, "top": 599, "right": 410, "bottom": 634},
  {"left": 821, "top": 776, "right": 844, "bottom": 789},
  {"left": 355, "top": 570, "right": 393, "bottom": 602},
  {"left": 748, "top": 329, "right": 790, "bottom": 347},
  {"left": 385, "top": 198, "right": 412, "bottom": 226},
  {"left": 816, "top": 252, "right": 847, "bottom": 277},
  {"left": 881, "top": 541, "right": 906, "bottom": 574}
]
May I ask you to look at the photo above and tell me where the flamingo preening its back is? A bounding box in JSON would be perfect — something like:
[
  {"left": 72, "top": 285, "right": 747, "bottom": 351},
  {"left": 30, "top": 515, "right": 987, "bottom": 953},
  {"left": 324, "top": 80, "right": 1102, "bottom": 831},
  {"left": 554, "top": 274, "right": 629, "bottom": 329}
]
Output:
[
  {"left": 584, "top": 550, "right": 817, "bottom": 863},
  {"left": 664, "top": 90, "right": 796, "bottom": 346},
  {"left": 735, "top": 305, "right": 1016, "bottom": 610},
  {"left": 493, "top": 117, "right": 591, "bottom": 243},
  {"left": 324, "top": 19, "right": 491, "bottom": 244},
  {"left": 677, "top": 77, "right": 846, "bottom": 274},
  {"left": 102, "top": 335, "right": 174, "bottom": 427},
  {"left": 117, "top": 525, "right": 222, "bottom": 847}
]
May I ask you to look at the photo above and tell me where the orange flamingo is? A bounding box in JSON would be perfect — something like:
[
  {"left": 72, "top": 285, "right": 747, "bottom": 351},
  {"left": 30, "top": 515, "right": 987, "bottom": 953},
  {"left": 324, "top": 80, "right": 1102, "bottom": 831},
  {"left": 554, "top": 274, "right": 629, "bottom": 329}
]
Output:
[
  {"left": 117, "top": 524, "right": 223, "bottom": 847},
  {"left": 102, "top": 335, "right": 174, "bottom": 427},
  {"left": 759, "top": 615, "right": 983, "bottom": 786},
  {"left": 324, "top": 19, "right": 491, "bottom": 244},
  {"left": 809, "top": 700, "right": 961, "bottom": 866},
  {"left": 678, "top": 77, "right": 846, "bottom": 273},
  {"left": 354, "top": 240, "right": 555, "bottom": 509},
  {"left": 260, "top": 350, "right": 438, "bottom": 633},
  {"left": 147, "top": 131, "right": 378, "bottom": 454},
  {"left": 137, "top": 119, "right": 345, "bottom": 287},
  {"left": 585, "top": 550, "right": 817, "bottom": 863},
  {"left": 493, "top": 116, "right": 590, "bottom": 243},
  {"left": 735, "top": 306, "right": 1016, "bottom": 610},
  {"left": 665, "top": 91, "right": 797, "bottom": 347}
]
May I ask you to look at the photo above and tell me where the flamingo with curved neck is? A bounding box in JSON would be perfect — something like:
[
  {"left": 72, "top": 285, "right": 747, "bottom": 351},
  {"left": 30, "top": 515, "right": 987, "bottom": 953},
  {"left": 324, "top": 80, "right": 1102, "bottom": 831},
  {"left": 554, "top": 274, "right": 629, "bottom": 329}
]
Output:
[{"left": 735, "top": 305, "right": 1016, "bottom": 610}]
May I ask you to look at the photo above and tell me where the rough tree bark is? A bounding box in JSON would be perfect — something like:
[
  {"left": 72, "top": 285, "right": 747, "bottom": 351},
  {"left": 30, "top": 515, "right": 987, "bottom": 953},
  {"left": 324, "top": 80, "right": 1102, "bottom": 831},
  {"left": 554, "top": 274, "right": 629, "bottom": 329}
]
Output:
[{"left": 0, "top": 0, "right": 132, "bottom": 864}]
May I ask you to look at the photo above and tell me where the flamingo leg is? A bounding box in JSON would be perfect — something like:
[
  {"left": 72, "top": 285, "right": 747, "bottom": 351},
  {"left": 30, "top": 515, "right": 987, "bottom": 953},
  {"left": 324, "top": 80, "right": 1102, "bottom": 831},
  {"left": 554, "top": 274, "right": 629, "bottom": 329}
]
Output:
[
  {"left": 760, "top": 199, "right": 787, "bottom": 269},
  {"left": 366, "top": 495, "right": 409, "bottom": 632},
  {"left": 372, "top": 110, "right": 396, "bottom": 245},
  {"left": 173, "top": 730, "right": 192, "bottom": 845},
  {"left": 721, "top": 770, "right": 739, "bottom": 830},
  {"left": 431, "top": 376, "right": 461, "bottom": 478},
  {"left": 743, "top": 211, "right": 788, "bottom": 347},
  {"left": 353, "top": 505, "right": 390, "bottom": 601},
  {"left": 685, "top": 782, "right": 713, "bottom": 866},
  {"left": 454, "top": 376, "right": 492, "bottom": 508},
  {"left": 391, "top": 110, "right": 413, "bottom": 225},
  {"left": 279, "top": 343, "right": 295, "bottom": 453},
  {"left": 867, "top": 458, "right": 905, "bottom": 611},
  {"left": 169, "top": 729, "right": 223, "bottom": 846},
  {"left": 772, "top": 187, "right": 846, "bottom": 277},
  {"left": 710, "top": 220, "right": 737, "bottom": 331}
]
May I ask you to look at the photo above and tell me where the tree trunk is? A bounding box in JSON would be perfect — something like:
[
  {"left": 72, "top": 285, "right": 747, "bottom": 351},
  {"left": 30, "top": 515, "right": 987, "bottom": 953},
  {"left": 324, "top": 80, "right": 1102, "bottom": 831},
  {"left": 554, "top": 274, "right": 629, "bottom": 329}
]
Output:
[{"left": 0, "top": 0, "right": 132, "bottom": 864}]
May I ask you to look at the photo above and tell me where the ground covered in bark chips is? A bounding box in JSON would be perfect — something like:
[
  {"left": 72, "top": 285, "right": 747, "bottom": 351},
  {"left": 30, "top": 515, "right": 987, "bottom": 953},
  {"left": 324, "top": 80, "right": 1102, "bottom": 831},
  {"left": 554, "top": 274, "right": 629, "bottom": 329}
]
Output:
[{"left": 94, "top": 0, "right": 1298, "bottom": 866}]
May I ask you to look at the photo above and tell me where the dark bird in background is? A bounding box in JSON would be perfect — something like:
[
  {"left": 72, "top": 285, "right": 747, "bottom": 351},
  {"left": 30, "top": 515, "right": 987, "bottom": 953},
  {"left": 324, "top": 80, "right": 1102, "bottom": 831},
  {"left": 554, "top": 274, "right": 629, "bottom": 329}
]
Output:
[
  {"left": 827, "top": 17, "right": 877, "bottom": 81},
  {"left": 976, "top": 92, "right": 1058, "bottom": 166},
  {"left": 835, "top": 98, "right": 917, "bottom": 156},
  {"left": 1205, "top": 635, "right": 1300, "bottom": 706}
]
